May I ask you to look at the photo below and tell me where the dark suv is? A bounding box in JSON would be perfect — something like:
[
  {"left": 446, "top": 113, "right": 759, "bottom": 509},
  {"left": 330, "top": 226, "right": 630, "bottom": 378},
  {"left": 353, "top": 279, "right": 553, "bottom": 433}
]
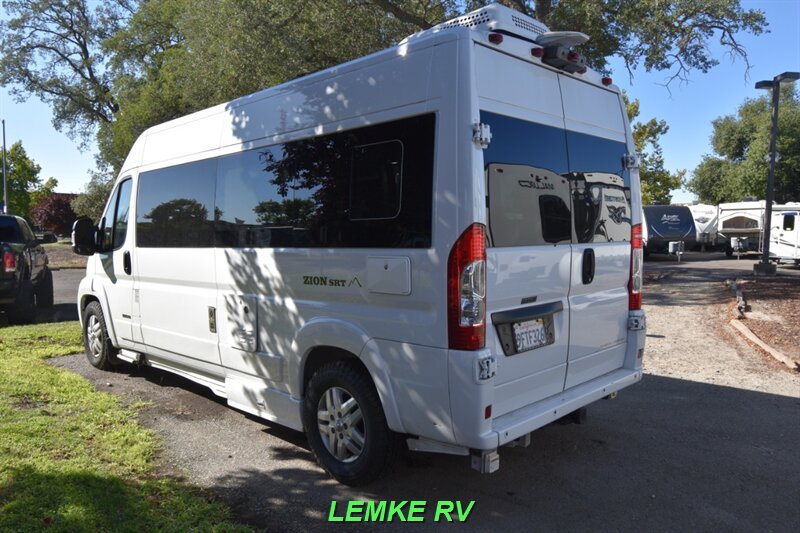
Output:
[{"left": 1, "top": 215, "right": 53, "bottom": 324}]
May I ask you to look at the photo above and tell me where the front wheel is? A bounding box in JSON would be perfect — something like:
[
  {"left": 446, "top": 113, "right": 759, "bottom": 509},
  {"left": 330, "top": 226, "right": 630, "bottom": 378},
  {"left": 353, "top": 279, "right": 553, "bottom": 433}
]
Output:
[
  {"left": 83, "top": 301, "right": 119, "bottom": 370},
  {"left": 303, "top": 361, "right": 398, "bottom": 486}
]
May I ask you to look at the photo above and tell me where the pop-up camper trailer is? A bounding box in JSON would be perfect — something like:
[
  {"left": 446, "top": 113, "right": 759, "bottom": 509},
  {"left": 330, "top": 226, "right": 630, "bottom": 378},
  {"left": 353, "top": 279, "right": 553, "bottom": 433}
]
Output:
[{"left": 717, "top": 201, "right": 800, "bottom": 256}]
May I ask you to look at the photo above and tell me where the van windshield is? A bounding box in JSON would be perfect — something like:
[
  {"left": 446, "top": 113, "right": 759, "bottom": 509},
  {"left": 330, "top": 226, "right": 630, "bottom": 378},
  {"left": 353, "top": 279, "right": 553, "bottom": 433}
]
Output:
[{"left": 482, "top": 111, "right": 632, "bottom": 247}]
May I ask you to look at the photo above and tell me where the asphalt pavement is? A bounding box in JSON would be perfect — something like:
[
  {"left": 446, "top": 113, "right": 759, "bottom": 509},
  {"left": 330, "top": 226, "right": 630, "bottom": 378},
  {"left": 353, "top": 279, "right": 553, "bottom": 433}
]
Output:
[{"left": 50, "top": 255, "right": 800, "bottom": 532}]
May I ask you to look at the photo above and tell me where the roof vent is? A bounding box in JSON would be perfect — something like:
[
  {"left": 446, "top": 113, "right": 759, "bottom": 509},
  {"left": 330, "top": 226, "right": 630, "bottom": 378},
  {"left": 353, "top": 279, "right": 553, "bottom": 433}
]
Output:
[{"left": 418, "top": 4, "right": 550, "bottom": 41}]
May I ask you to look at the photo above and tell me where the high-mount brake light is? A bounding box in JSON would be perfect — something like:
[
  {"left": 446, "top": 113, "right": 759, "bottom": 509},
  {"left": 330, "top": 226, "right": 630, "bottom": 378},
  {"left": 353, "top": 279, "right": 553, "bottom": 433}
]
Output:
[
  {"left": 629, "top": 224, "right": 643, "bottom": 310},
  {"left": 448, "top": 223, "right": 487, "bottom": 350},
  {"left": 3, "top": 251, "right": 16, "bottom": 273},
  {"left": 488, "top": 33, "right": 503, "bottom": 45},
  {"left": 542, "top": 45, "right": 587, "bottom": 74},
  {"left": 602, "top": 76, "right": 613, "bottom": 86},
  {"left": 530, "top": 47, "right": 544, "bottom": 58}
]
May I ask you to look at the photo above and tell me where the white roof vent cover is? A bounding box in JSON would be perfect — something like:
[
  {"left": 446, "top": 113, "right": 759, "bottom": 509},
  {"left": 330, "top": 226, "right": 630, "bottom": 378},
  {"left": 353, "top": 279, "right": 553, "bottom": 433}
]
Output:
[{"left": 432, "top": 4, "right": 550, "bottom": 39}]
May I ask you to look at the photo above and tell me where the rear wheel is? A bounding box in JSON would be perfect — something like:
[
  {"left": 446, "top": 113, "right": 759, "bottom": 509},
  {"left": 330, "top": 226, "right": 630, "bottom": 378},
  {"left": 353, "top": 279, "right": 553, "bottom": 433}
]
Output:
[
  {"left": 6, "top": 279, "right": 36, "bottom": 325},
  {"left": 83, "top": 301, "right": 119, "bottom": 370},
  {"left": 35, "top": 268, "right": 54, "bottom": 308},
  {"left": 303, "top": 360, "right": 398, "bottom": 486}
]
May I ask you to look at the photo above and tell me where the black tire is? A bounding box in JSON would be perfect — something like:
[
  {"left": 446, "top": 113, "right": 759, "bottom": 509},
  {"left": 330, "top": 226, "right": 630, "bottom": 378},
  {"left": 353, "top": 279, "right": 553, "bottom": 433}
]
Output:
[
  {"left": 6, "top": 279, "right": 36, "bottom": 325},
  {"left": 82, "top": 301, "right": 119, "bottom": 370},
  {"left": 303, "top": 360, "right": 399, "bottom": 486},
  {"left": 725, "top": 247, "right": 733, "bottom": 258},
  {"left": 35, "top": 268, "right": 54, "bottom": 308}
]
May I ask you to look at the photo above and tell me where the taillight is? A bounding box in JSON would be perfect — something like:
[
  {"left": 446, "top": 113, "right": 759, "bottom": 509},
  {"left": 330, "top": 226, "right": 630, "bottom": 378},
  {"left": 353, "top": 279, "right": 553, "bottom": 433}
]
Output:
[
  {"left": 3, "top": 251, "right": 16, "bottom": 273},
  {"left": 448, "top": 223, "right": 486, "bottom": 350},
  {"left": 629, "top": 224, "right": 643, "bottom": 310}
]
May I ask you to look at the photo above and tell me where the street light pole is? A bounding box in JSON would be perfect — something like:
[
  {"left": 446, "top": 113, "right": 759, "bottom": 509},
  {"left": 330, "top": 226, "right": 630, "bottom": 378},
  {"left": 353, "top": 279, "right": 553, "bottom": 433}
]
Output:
[
  {"left": 1, "top": 119, "right": 7, "bottom": 214},
  {"left": 753, "top": 71, "right": 800, "bottom": 276}
]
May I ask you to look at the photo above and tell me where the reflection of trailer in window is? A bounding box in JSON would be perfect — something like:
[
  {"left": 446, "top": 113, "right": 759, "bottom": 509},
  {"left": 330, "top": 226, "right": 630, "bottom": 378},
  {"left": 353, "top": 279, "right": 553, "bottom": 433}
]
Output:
[
  {"left": 571, "top": 172, "right": 631, "bottom": 243},
  {"left": 486, "top": 164, "right": 573, "bottom": 246}
]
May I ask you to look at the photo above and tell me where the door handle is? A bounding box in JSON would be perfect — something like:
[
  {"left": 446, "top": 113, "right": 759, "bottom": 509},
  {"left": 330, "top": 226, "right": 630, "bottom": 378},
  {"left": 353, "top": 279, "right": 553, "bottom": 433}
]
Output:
[
  {"left": 582, "top": 248, "right": 595, "bottom": 285},
  {"left": 123, "top": 251, "right": 132, "bottom": 275}
]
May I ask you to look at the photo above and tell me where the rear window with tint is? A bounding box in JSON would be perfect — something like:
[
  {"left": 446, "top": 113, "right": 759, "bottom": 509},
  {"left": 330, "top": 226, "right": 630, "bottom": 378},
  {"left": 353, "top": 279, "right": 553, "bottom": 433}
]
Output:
[
  {"left": 0, "top": 218, "right": 23, "bottom": 243},
  {"left": 482, "top": 111, "right": 632, "bottom": 247}
]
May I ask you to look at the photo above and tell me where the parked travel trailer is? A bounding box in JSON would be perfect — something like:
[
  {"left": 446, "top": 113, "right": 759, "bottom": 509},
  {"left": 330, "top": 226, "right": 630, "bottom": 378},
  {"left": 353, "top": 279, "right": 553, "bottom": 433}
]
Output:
[
  {"left": 687, "top": 203, "right": 718, "bottom": 249},
  {"left": 717, "top": 201, "right": 800, "bottom": 256},
  {"left": 72, "top": 4, "right": 645, "bottom": 485},
  {"left": 642, "top": 205, "right": 696, "bottom": 254},
  {"left": 769, "top": 210, "right": 800, "bottom": 264}
]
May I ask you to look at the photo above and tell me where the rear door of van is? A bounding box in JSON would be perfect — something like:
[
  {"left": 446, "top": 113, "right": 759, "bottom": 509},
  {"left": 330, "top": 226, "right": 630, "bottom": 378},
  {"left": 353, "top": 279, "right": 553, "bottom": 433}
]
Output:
[
  {"left": 478, "top": 47, "right": 573, "bottom": 417},
  {"left": 560, "top": 76, "right": 633, "bottom": 388},
  {"left": 477, "top": 44, "right": 634, "bottom": 416}
]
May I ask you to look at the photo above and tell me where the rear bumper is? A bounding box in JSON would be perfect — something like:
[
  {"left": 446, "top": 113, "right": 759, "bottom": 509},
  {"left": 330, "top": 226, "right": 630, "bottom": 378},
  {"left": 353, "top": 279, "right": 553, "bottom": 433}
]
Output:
[
  {"left": 448, "top": 311, "right": 646, "bottom": 451},
  {"left": 492, "top": 367, "right": 641, "bottom": 446}
]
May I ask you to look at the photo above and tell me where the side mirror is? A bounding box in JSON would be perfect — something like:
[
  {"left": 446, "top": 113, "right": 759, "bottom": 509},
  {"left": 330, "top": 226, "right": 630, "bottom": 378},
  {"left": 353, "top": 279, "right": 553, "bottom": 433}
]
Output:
[{"left": 72, "top": 217, "right": 98, "bottom": 256}]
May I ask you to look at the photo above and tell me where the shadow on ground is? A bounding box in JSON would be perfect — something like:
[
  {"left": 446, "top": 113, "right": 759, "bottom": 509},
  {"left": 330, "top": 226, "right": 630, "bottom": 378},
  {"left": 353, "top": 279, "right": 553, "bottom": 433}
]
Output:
[{"left": 52, "top": 354, "right": 800, "bottom": 533}]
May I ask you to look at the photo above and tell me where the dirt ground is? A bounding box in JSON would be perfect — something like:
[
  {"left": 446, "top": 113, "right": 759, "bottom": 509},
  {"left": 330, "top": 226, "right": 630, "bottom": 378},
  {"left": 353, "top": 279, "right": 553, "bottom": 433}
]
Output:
[{"left": 738, "top": 276, "right": 800, "bottom": 365}]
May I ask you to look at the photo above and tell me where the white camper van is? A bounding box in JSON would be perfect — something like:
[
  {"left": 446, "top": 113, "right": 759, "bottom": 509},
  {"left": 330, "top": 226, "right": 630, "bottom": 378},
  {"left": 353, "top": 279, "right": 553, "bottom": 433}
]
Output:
[{"left": 72, "top": 4, "right": 646, "bottom": 485}]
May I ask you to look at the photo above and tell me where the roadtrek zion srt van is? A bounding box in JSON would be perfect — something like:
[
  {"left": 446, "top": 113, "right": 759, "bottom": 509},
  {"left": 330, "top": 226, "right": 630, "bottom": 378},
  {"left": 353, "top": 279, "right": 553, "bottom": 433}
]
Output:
[{"left": 72, "top": 4, "right": 646, "bottom": 485}]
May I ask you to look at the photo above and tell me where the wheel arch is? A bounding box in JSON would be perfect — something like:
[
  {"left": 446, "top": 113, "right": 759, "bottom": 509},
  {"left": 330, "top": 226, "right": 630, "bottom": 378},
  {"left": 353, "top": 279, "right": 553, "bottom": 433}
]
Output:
[{"left": 294, "top": 319, "right": 405, "bottom": 434}]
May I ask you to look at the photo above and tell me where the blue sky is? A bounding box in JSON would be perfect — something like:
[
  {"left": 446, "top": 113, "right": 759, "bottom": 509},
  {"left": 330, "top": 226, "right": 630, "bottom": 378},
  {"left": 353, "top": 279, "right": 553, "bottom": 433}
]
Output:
[{"left": 1, "top": 0, "right": 799, "bottom": 201}]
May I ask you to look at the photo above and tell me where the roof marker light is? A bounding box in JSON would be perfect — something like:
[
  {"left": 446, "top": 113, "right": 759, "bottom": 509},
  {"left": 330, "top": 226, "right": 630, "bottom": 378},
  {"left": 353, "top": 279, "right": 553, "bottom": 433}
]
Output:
[
  {"left": 488, "top": 33, "right": 503, "bottom": 45},
  {"left": 531, "top": 47, "right": 544, "bottom": 58},
  {"left": 602, "top": 77, "right": 613, "bottom": 86}
]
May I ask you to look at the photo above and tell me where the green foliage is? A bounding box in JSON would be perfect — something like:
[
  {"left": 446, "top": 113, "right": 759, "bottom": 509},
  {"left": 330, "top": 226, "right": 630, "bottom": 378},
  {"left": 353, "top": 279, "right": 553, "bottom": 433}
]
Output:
[
  {"left": 0, "top": 322, "right": 249, "bottom": 532},
  {"left": 623, "top": 94, "right": 685, "bottom": 205},
  {"left": 29, "top": 177, "right": 59, "bottom": 213},
  {"left": 0, "top": 0, "right": 127, "bottom": 143},
  {"left": 1, "top": 0, "right": 770, "bottom": 179},
  {"left": 71, "top": 174, "right": 114, "bottom": 222},
  {"left": 687, "top": 84, "right": 800, "bottom": 204},
  {"left": 1, "top": 141, "right": 47, "bottom": 218}
]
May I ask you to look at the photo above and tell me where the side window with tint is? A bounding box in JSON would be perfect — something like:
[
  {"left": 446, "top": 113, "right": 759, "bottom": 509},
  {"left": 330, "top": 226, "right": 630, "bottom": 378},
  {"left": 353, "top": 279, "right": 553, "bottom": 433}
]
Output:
[
  {"left": 112, "top": 179, "right": 133, "bottom": 249},
  {"left": 137, "top": 160, "right": 216, "bottom": 248},
  {"left": 215, "top": 114, "right": 435, "bottom": 248},
  {"left": 99, "top": 178, "right": 133, "bottom": 251}
]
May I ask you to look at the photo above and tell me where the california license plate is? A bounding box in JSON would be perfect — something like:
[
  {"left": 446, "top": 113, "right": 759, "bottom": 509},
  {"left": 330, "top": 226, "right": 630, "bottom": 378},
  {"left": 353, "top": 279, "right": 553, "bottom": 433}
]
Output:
[{"left": 513, "top": 318, "right": 552, "bottom": 353}]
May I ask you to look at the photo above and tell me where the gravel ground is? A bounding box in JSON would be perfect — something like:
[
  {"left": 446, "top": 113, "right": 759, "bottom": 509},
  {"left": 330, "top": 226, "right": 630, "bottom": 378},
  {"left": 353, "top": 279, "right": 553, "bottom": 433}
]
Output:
[{"left": 51, "top": 256, "right": 800, "bottom": 532}]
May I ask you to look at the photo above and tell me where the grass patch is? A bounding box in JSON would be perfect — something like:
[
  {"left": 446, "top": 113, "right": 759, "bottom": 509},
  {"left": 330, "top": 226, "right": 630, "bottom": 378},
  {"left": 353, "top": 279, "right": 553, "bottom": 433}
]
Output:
[
  {"left": 42, "top": 243, "right": 87, "bottom": 269},
  {"left": 0, "top": 322, "right": 249, "bottom": 532}
]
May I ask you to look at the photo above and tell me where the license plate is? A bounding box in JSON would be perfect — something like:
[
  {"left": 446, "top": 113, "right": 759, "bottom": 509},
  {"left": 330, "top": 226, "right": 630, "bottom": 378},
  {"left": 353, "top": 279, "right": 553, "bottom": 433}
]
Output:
[{"left": 513, "top": 318, "right": 552, "bottom": 353}]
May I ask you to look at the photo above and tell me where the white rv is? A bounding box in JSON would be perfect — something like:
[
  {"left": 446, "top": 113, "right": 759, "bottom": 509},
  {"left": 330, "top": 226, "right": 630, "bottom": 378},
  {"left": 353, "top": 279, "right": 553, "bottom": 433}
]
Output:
[
  {"left": 769, "top": 210, "right": 800, "bottom": 264},
  {"left": 687, "top": 203, "right": 718, "bottom": 248},
  {"left": 718, "top": 201, "right": 800, "bottom": 256},
  {"left": 72, "top": 4, "right": 646, "bottom": 485}
]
